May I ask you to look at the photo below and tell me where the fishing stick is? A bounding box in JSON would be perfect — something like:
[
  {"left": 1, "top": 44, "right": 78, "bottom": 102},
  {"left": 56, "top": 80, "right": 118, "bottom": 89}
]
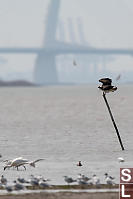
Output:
[{"left": 102, "top": 92, "right": 124, "bottom": 151}]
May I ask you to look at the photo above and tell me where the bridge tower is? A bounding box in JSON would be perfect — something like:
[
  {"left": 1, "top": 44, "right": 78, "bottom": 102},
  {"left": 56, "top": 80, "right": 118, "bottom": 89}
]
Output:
[{"left": 34, "top": 0, "right": 60, "bottom": 85}]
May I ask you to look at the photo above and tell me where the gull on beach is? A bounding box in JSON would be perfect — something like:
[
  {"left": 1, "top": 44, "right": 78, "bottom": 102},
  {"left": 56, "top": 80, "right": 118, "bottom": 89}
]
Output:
[
  {"left": 17, "top": 177, "right": 29, "bottom": 184},
  {"left": 5, "top": 185, "right": 13, "bottom": 192},
  {"left": 39, "top": 180, "right": 49, "bottom": 188},
  {"left": 77, "top": 174, "right": 91, "bottom": 182},
  {"left": 92, "top": 174, "right": 100, "bottom": 185},
  {"left": 118, "top": 157, "right": 125, "bottom": 163},
  {"left": 104, "top": 173, "right": 115, "bottom": 185},
  {"left": 64, "top": 176, "right": 76, "bottom": 185},
  {"left": 0, "top": 175, "right": 7, "bottom": 185},
  {"left": 77, "top": 179, "right": 88, "bottom": 185},
  {"left": 13, "top": 180, "right": 25, "bottom": 190},
  {"left": 77, "top": 174, "right": 91, "bottom": 185}
]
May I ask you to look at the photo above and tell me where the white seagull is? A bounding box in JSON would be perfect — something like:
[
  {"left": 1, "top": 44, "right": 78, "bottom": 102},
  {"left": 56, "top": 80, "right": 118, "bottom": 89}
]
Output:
[
  {"left": 92, "top": 174, "right": 100, "bottom": 185},
  {"left": 64, "top": 176, "right": 76, "bottom": 185},
  {"left": 104, "top": 173, "right": 115, "bottom": 185},
  {"left": 0, "top": 175, "right": 7, "bottom": 185},
  {"left": 118, "top": 157, "right": 125, "bottom": 163},
  {"left": 3, "top": 157, "right": 45, "bottom": 170},
  {"left": 4, "top": 157, "right": 29, "bottom": 170}
]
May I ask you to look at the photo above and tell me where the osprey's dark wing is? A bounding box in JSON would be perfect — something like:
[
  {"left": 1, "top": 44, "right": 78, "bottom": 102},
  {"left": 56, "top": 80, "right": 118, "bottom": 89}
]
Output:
[{"left": 99, "top": 78, "right": 112, "bottom": 85}]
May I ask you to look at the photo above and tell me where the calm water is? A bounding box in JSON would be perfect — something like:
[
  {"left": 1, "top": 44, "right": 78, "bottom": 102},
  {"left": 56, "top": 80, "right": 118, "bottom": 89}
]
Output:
[{"left": 0, "top": 85, "right": 133, "bottom": 185}]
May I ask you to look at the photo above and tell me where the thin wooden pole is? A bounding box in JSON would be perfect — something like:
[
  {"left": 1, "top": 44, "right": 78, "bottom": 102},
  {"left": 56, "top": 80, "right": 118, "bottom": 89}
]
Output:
[{"left": 102, "top": 92, "right": 125, "bottom": 151}]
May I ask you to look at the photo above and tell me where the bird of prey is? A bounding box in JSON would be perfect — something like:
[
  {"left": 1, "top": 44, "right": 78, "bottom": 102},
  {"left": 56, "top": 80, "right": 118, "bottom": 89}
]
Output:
[
  {"left": 98, "top": 78, "right": 117, "bottom": 94},
  {"left": 99, "top": 78, "right": 112, "bottom": 85},
  {"left": 98, "top": 85, "right": 117, "bottom": 93}
]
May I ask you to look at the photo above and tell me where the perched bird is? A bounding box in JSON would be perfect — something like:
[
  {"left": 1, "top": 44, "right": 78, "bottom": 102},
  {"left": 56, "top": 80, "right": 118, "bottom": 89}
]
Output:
[
  {"left": 118, "top": 157, "right": 125, "bottom": 163},
  {"left": 98, "top": 78, "right": 117, "bottom": 94},
  {"left": 77, "top": 174, "right": 91, "bottom": 185},
  {"left": 99, "top": 78, "right": 112, "bottom": 85},
  {"left": 104, "top": 173, "right": 115, "bottom": 185},
  {"left": 92, "top": 174, "right": 100, "bottom": 185},
  {"left": 77, "top": 161, "right": 82, "bottom": 166},
  {"left": 17, "top": 177, "right": 29, "bottom": 184},
  {"left": 77, "top": 179, "right": 88, "bottom": 185},
  {"left": 0, "top": 175, "right": 7, "bottom": 185},
  {"left": 39, "top": 180, "right": 49, "bottom": 188},
  {"left": 13, "top": 180, "right": 25, "bottom": 190},
  {"left": 98, "top": 85, "right": 117, "bottom": 93},
  {"left": 77, "top": 174, "right": 91, "bottom": 182},
  {"left": 64, "top": 176, "right": 76, "bottom": 185},
  {"left": 5, "top": 185, "right": 13, "bottom": 192}
]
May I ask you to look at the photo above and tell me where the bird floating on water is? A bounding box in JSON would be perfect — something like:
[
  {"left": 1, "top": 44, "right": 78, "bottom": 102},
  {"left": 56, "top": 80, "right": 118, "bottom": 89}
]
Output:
[
  {"left": 118, "top": 157, "right": 125, "bottom": 163},
  {"left": 77, "top": 161, "right": 82, "bottom": 166},
  {"left": 98, "top": 78, "right": 117, "bottom": 94}
]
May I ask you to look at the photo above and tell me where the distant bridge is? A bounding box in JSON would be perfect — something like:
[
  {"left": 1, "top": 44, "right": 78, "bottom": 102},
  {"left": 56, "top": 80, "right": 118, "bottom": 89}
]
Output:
[{"left": 0, "top": 0, "right": 133, "bottom": 84}]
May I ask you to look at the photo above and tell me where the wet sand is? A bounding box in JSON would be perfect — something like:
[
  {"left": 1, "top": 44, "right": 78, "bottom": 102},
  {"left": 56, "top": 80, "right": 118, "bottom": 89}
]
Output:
[{"left": 0, "top": 192, "right": 119, "bottom": 199}]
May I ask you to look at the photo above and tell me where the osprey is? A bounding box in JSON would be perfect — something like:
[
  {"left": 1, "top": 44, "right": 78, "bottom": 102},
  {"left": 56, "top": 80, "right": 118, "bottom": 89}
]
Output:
[
  {"left": 98, "top": 78, "right": 117, "bottom": 93},
  {"left": 99, "top": 78, "right": 112, "bottom": 85}
]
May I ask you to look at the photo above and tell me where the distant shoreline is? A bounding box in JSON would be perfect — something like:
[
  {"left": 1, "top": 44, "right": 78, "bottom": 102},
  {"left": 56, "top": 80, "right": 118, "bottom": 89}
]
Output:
[
  {"left": 0, "top": 80, "right": 132, "bottom": 87},
  {"left": 0, "top": 80, "right": 37, "bottom": 87}
]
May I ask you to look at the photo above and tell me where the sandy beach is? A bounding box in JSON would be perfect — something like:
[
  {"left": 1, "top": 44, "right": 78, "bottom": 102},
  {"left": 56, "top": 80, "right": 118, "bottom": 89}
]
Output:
[{"left": 0, "top": 192, "right": 119, "bottom": 199}]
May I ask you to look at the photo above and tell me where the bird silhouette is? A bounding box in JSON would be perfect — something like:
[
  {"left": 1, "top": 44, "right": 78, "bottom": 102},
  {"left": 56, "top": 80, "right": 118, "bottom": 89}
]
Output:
[
  {"left": 98, "top": 78, "right": 117, "bottom": 94},
  {"left": 77, "top": 161, "right": 82, "bottom": 166}
]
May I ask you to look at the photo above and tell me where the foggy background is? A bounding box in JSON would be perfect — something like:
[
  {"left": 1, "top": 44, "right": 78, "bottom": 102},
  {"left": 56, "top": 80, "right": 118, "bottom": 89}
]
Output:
[{"left": 0, "top": 0, "right": 133, "bottom": 84}]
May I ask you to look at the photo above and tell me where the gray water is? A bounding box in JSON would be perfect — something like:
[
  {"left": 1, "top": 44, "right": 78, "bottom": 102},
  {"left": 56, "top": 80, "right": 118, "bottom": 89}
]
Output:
[{"left": 0, "top": 85, "right": 132, "bottom": 185}]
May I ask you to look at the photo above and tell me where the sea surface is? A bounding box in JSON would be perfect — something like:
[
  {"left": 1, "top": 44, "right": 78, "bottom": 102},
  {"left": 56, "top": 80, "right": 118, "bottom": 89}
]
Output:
[{"left": 0, "top": 85, "right": 133, "bottom": 185}]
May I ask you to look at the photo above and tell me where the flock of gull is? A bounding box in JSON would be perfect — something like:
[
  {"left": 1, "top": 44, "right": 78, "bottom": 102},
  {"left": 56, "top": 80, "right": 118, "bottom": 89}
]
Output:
[
  {"left": 64, "top": 172, "right": 115, "bottom": 186},
  {"left": 0, "top": 174, "right": 50, "bottom": 192},
  {"left": 0, "top": 156, "right": 124, "bottom": 193},
  {"left": 0, "top": 172, "right": 116, "bottom": 193}
]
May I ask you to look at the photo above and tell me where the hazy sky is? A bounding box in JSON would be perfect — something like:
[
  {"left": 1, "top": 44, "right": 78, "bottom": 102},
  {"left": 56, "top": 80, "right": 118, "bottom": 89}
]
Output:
[{"left": 0, "top": 0, "right": 133, "bottom": 81}]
